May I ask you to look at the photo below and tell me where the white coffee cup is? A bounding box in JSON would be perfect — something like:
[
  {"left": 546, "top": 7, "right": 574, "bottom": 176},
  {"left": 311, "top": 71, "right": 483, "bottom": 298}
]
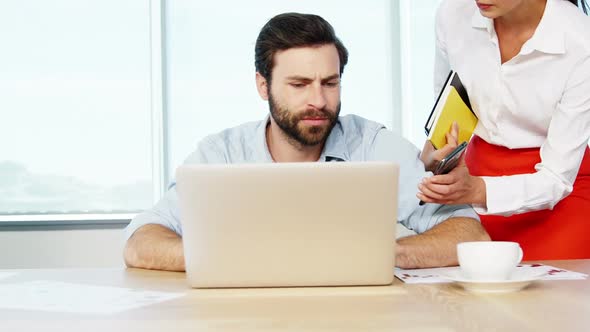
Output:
[{"left": 457, "top": 241, "right": 523, "bottom": 280}]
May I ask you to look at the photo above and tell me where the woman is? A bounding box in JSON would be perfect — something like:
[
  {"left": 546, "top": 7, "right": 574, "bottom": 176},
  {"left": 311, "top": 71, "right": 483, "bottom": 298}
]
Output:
[{"left": 418, "top": 0, "right": 590, "bottom": 260}]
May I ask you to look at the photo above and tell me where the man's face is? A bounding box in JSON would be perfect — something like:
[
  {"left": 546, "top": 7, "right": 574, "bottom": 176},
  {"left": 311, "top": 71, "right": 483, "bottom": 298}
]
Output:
[{"left": 266, "top": 44, "right": 342, "bottom": 146}]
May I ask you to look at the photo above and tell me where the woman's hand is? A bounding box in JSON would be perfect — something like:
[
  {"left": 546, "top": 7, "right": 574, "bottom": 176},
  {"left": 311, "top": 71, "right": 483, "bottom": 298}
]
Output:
[
  {"left": 417, "top": 156, "right": 487, "bottom": 206},
  {"left": 420, "top": 122, "right": 459, "bottom": 172}
]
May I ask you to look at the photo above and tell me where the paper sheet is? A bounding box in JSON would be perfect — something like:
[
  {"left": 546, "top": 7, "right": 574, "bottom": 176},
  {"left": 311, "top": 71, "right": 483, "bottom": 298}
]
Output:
[
  {"left": 0, "top": 272, "right": 18, "bottom": 281},
  {"left": 395, "top": 264, "right": 588, "bottom": 284},
  {"left": 0, "top": 280, "right": 185, "bottom": 314},
  {"left": 395, "top": 266, "right": 456, "bottom": 284}
]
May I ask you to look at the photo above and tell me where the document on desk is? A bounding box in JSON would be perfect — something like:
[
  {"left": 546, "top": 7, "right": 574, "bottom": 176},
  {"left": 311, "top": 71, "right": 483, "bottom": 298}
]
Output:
[
  {"left": 395, "top": 267, "right": 456, "bottom": 284},
  {"left": 0, "top": 280, "right": 185, "bottom": 314},
  {"left": 0, "top": 272, "right": 18, "bottom": 281},
  {"left": 395, "top": 264, "right": 588, "bottom": 284}
]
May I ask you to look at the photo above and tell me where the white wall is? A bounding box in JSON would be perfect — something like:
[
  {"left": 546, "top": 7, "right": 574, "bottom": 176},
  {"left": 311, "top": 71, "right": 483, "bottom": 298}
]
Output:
[
  {"left": 0, "top": 228, "right": 126, "bottom": 269},
  {"left": 0, "top": 225, "right": 416, "bottom": 269}
]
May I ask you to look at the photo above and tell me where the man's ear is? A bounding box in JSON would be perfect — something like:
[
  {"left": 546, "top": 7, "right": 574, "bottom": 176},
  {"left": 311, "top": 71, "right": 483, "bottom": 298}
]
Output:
[{"left": 256, "top": 72, "right": 269, "bottom": 101}]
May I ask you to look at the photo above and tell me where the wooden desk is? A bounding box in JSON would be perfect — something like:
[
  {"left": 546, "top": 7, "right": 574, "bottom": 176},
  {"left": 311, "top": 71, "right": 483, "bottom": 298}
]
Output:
[{"left": 1, "top": 260, "right": 589, "bottom": 332}]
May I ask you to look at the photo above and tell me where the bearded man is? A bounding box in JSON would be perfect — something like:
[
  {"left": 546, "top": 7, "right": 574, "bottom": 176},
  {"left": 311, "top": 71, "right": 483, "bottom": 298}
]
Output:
[{"left": 123, "top": 12, "right": 489, "bottom": 272}]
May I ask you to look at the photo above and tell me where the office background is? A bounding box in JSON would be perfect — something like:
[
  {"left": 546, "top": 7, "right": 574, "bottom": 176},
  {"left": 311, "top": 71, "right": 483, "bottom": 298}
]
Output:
[{"left": 0, "top": 0, "right": 441, "bottom": 268}]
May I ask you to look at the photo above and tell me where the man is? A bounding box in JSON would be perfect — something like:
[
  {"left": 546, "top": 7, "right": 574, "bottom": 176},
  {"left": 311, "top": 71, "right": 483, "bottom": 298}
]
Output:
[{"left": 124, "top": 12, "right": 489, "bottom": 272}]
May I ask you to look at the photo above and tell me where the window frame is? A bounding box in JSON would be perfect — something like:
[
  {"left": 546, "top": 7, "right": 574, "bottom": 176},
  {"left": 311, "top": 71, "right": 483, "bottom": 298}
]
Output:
[
  {"left": 0, "top": 0, "right": 166, "bottom": 226},
  {"left": 1, "top": 0, "right": 423, "bottom": 227}
]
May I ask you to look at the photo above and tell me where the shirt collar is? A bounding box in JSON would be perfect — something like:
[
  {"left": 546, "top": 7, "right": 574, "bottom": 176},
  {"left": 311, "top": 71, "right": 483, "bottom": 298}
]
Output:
[
  {"left": 255, "top": 115, "right": 274, "bottom": 162},
  {"left": 320, "top": 120, "right": 349, "bottom": 162},
  {"left": 522, "top": 0, "right": 566, "bottom": 55},
  {"left": 258, "top": 115, "right": 350, "bottom": 162},
  {"left": 471, "top": 0, "right": 565, "bottom": 55},
  {"left": 471, "top": 8, "right": 493, "bottom": 33}
]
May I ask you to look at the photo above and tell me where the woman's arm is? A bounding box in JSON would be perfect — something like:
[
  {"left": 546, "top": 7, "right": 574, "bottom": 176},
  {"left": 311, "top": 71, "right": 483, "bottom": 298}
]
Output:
[{"left": 419, "top": 56, "right": 590, "bottom": 215}]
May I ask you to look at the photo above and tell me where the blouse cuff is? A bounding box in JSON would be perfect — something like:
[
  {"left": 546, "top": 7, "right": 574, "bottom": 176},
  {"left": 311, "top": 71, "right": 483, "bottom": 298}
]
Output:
[{"left": 474, "top": 176, "right": 522, "bottom": 216}]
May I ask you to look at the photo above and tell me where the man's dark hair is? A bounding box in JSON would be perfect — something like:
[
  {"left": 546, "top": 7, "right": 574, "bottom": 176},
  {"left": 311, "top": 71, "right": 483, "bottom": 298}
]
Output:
[{"left": 255, "top": 13, "right": 349, "bottom": 82}]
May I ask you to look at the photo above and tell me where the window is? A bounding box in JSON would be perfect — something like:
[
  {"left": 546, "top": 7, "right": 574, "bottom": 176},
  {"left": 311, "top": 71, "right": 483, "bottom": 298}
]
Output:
[
  {"left": 0, "top": 0, "right": 153, "bottom": 217},
  {"left": 0, "top": 0, "right": 444, "bottom": 221},
  {"left": 399, "top": 0, "right": 443, "bottom": 148}
]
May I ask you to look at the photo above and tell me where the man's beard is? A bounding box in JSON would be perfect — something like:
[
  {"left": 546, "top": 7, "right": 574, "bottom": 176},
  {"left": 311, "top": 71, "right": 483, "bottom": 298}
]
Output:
[{"left": 268, "top": 92, "right": 340, "bottom": 147}]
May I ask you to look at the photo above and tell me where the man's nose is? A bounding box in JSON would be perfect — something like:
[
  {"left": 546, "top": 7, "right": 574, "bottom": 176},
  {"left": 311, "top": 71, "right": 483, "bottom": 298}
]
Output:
[{"left": 308, "top": 85, "right": 327, "bottom": 110}]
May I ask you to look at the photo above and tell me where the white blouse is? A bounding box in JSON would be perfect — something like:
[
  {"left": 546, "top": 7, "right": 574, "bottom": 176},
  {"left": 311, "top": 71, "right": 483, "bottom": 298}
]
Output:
[{"left": 435, "top": 0, "right": 590, "bottom": 216}]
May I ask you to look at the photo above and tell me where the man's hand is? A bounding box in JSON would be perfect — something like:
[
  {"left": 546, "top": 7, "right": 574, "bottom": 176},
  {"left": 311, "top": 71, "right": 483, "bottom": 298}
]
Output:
[
  {"left": 124, "top": 224, "right": 185, "bottom": 272},
  {"left": 420, "top": 122, "right": 459, "bottom": 172}
]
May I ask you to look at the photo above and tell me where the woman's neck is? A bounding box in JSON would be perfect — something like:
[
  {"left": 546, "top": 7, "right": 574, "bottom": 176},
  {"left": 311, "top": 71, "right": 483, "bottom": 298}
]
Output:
[{"left": 495, "top": 0, "right": 546, "bottom": 31}]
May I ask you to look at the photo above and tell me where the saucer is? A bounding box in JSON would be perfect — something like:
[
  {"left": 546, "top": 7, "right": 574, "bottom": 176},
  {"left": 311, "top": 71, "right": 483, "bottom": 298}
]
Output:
[{"left": 440, "top": 269, "right": 547, "bottom": 293}]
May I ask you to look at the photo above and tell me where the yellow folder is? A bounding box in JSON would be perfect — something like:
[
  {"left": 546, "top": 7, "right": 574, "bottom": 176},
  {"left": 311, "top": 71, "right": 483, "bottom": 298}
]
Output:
[{"left": 428, "top": 86, "right": 478, "bottom": 150}]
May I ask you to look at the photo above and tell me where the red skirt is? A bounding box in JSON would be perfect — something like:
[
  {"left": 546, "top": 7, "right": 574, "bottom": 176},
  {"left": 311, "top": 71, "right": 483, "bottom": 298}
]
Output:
[{"left": 465, "top": 136, "right": 590, "bottom": 260}]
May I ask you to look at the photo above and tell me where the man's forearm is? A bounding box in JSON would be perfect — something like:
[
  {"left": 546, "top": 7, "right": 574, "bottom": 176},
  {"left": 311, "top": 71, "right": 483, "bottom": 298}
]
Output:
[
  {"left": 124, "top": 224, "right": 186, "bottom": 272},
  {"left": 395, "top": 217, "right": 490, "bottom": 269}
]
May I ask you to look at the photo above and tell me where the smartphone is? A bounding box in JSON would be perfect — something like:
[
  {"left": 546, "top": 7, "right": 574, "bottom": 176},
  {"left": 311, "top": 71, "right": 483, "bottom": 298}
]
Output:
[
  {"left": 433, "top": 141, "right": 468, "bottom": 175},
  {"left": 419, "top": 141, "right": 468, "bottom": 206}
]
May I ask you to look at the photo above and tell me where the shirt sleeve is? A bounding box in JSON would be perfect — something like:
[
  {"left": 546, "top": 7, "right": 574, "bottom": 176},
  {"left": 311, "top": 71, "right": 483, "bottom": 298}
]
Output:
[
  {"left": 124, "top": 187, "right": 183, "bottom": 241},
  {"left": 124, "top": 138, "right": 225, "bottom": 241},
  {"left": 478, "top": 56, "right": 590, "bottom": 216},
  {"left": 371, "top": 129, "right": 480, "bottom": 233}
]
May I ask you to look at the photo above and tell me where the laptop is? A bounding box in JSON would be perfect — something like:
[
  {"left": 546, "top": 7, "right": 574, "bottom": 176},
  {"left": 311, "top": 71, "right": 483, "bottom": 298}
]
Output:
[{"left": 175, "top": 162, "right": 399, "bottom": 288}]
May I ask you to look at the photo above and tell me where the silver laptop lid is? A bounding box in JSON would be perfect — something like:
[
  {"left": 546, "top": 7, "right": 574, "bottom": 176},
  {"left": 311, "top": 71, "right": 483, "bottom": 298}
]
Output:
[{"left": 176, "top": 162, "right": 399, "bottom": 288}]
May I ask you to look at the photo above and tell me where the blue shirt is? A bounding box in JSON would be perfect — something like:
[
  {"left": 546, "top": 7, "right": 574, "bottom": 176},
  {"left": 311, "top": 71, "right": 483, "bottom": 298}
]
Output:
[{"left": 125, "top": 114, "right": 479, "bottom": 240}]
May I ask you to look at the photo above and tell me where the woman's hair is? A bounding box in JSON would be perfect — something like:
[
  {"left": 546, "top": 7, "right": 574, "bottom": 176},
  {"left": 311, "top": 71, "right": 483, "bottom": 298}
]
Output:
[{"left": 566, "top": 0, "right": 589, "bottom": 14}]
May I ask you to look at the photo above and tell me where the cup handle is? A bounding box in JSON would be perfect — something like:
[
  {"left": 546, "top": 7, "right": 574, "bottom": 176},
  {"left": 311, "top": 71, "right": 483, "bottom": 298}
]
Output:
[{"left": 517, "top": 247, "right": 523, "bottom": 264}]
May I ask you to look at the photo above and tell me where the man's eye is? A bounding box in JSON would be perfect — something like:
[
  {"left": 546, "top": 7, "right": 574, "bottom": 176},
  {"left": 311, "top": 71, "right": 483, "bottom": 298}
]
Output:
[
  {"left": 290, "top": 83, "right": 305, "bottom": 88},
  {"left": 325, "top": 82, "right": 339, "bottom": 87}
]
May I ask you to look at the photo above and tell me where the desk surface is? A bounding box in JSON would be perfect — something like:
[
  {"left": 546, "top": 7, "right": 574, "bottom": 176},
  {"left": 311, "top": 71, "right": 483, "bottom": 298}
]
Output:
[{"left": 1, "top": 260, "right": 589, "bottom": 332}]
